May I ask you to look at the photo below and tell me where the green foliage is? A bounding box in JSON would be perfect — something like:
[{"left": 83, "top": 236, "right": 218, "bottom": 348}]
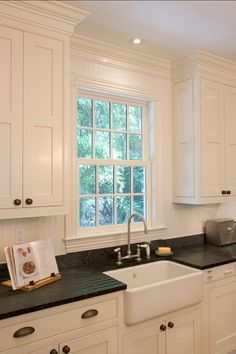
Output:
[{"left": 77, "top": 97, "right": 146, "bottom": 227}]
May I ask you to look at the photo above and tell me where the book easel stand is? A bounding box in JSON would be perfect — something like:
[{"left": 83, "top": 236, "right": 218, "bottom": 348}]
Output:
[{"left": 2, "top": 273, "right": 61, "bottom": 292}]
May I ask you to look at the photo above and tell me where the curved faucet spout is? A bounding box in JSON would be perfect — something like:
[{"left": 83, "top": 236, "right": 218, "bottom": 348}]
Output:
[{"left": 127, "top": 213, "right": 148, "bottom": 255}]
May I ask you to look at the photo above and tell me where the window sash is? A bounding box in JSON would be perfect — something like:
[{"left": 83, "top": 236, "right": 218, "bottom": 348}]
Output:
[{"left": 77, "top": 92, "right": 150, "bottom": 232}]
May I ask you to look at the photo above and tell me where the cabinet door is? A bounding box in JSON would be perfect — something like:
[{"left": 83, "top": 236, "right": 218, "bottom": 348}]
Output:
[
  {"left": 224, "top": 85, "right": 236, "bottom": 197},
  {"left": 23, "top": 32, "right": 63, "bottom": 207},
  {"left": 1, "top": 344, "right": 59, "bottom": 354},
  {"left": 200, "top": 79, "right": 224, "bottom": 197},
  {"left": 0, "top": 26, "right": 23, "bottom": 209},
  {"left": 209, "top": 281, "right": 236, "bottom": 354},
  {"left": 165, "top": 309, "right": 201, "bottom": 354},
  {"left": 59, "top": 327, "right": 117, "bottom": 354},
  {"left": 123, "top": 323, "right": 165, "bottom": 354}
]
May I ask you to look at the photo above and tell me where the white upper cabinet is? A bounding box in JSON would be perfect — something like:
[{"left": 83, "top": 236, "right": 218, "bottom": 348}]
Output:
[
  {"left": 172, "top": 51, "right": 236, "bottom": 204},
  {"left": 23, "top": 33, "right": 63, "bottom": 208},
  {"left": 0, "top": 26, "right": 23, "bottom": 210},
  {"left": 0, "top": 1, "right": 88, "bottom": 218}
]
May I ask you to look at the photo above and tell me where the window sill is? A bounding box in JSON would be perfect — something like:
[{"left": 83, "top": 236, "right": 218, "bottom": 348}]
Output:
[{"left": 64, "top": 226, "right": 167, "bottom": 253}]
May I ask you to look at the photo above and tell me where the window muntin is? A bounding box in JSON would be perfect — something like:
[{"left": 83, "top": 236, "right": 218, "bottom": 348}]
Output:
[{"left": 77, "top": 95, "right": 148, "bottom": 230}]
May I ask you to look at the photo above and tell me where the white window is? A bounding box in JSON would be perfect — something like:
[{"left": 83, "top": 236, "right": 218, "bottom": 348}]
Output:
[{"left": 76, "top": 93, "right": 149, "bottom": 234}]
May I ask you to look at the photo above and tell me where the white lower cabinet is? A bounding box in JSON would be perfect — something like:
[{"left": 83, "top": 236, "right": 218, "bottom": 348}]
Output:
[
  {"left": 0, "top": 293, "right": 120, "bottom": 354},
  {"left": 123, "top": 308, "right": 201, "bottom": 354},
  {"left": 203, "top": 275, "right": 236, "bottom": 354}
]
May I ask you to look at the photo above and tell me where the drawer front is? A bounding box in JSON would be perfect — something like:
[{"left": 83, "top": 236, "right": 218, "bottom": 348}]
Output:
[{"left": 0, "top": 299, "right": 117, "bottom": 352}]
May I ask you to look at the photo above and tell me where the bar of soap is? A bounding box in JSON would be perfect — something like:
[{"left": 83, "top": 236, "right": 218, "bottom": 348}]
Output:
[{"left": 157, "top": 247, "right": 171, "bottom": 254}]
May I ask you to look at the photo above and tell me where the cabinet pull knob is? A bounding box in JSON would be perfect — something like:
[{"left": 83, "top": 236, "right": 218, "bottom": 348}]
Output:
[
  {"left": 14, "top": 199, "right": 21, "bottom": 206},
  {"left": 50, "top": 350, "right": 58, "bottom": 354},
  {"left": 62, "top": 346, "right": 71, "bottom": 353},
  {"left": 227, "top": 190, "right": 231, "bottom": 195},
  {"left": 222, "top": 190, "right": 227, "bottom": 195},
  {"left": 168, "top": 321, "right": 174, "bottom": 328},
  {"left": 13, "top": 326, "right": 35, "bottom": 338},
  {"left": 81, "top": 309, "right": 98, "bottom": 319},
  {"left": 160, "top": 324, "right": 166, "bottom": 331},
  {"left": 25, "top": 198, "right": 33, "bottom": 205}
]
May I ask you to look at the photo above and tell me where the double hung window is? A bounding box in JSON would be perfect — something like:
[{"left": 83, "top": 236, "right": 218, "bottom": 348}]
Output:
[{"left": 77, "top": 94, "right": 149, "bottom": 232}]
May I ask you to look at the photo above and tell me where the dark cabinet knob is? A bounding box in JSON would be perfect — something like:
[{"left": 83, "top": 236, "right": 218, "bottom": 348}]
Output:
[
  {"left": 25, "top": 198, "right": 33, "bottom": 205},
  {"left": 50, "top": 350, "right": 58, "bottom": 354},
  {"left": 14, "top": 199, "right": 21, "bottom": 206},
  {"left": 168, "top": 321, "right": 174, "bottom": 328},
  {"left": 222, "top": 190, "right": 227, "bottom": 195},
  {"left": 62, "top": 346, "right": 71, "bottom": 354},
  {"left": 227, "top": 190, "right": 231, "bottom": 195},
  {"left": 160, "top": 324, "right": 166, "bottom": 331}
]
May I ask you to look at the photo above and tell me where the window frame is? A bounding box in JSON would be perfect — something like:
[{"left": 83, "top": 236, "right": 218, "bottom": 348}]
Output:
[{"left": 76, "top": 91, "right": 151, "bottom": 236}]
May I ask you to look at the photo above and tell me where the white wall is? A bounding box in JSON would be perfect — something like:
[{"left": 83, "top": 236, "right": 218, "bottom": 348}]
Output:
[{"left": 1, "top": 35, "right": 236, "bottom": 263}]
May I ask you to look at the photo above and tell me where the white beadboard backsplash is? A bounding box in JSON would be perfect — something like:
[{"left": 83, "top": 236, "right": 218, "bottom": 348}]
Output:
[{"left": 0, "top": 216, "right": 65, "bottom": 264}]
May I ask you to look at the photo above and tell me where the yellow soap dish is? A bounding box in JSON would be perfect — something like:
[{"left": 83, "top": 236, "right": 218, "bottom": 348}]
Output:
[{"left": 155, "top": 250, "right": 173, "bottom": 257}]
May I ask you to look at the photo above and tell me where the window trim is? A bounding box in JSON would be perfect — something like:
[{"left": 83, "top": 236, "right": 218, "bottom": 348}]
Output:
[{"left": 77, "top": 92, "right": 151, "bottom": 235}]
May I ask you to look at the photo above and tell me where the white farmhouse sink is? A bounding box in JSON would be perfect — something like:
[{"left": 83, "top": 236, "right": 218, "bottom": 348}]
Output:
[{"left": 104, "top": 261, "right": 203, "bottom": 326}]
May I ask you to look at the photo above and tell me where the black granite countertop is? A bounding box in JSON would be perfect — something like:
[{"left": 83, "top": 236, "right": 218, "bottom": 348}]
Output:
[
  {"left": 0, "top": 264, "right": 126, "bottom": 320},
  {"left": 1, "top": 235, "right": 236, "bottom": 321}
]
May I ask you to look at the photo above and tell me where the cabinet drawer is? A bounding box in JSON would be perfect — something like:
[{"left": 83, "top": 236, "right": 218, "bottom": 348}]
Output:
[{"left": 0, "top": 298, "right": 117, "bottom": 352}]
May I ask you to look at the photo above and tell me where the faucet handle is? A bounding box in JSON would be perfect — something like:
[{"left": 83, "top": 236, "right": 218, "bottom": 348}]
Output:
[
  {"left": 140, "top": 242, "right": 151, "bottom": 259},
  {"left": 113, "top": 247, "right": 122, "bottom": 265}
]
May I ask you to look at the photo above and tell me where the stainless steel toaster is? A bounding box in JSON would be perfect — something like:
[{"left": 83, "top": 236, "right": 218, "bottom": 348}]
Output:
[{"left": 205, "top": 219, "right": 236, "bottom": 246}]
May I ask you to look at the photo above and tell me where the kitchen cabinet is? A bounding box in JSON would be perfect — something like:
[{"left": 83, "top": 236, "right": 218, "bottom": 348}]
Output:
[
  {"left": 123, "top": 307, "right": 201, "bottom": 354},
  {"left": 0, "top": 292, "right": 120, "bottom": 354},
  {"left": 172, "top": 52, "right": 236, "bottom": 204},
  {"left": 203, "top": 264, "right": 236, "bottom": 354},
  {"left": 0, "top": 1, "right": 87, "bottom": 219},
  {"left": 0, "top": 27, "right": 63, "bottom": 213}
]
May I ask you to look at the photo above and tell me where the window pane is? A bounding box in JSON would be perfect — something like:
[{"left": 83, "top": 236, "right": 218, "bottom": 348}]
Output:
[
  {"left": 133, "top": 167, "right": 145, "bottom": 193},
  {"left": 133, "top": 195, "right": 146, "bottom": 221},
  {"left": 99, "top": 197, "right": 114, "bottom": 225},
  {"left": 117, "top": 196, "right": 131, "bottom": 224},
  {"left": 113, "top": 133, "right": 127, "bottom": 160},
  {"left": 99, "top": 166, "right": 114, "bottom": 194},
  {"left": 77, "top": 98, "right": 92, "bottom": 127},
  {"left": 129, "top": 134, "right": 142, "bottom": 160},
  {"left": 112, "top": 103, "right": 127, "bottom": 131},
  {"left": 80, "top": 197, "right": 96, "bottom": 227},
  {"left": 128, "top": 106, "right": 142, "bottom": 133},
  {"left": 117, "top": 166, "right": 131, "bottom": 193},
  {"left": 95, "top": 131, "right": 110, "bottom": 159},
  {"left": 79, "top": 165, "right": 96, "bottom": 195},
  {"left": 77, "top": 129, "right": 93, "bottom": 158},
  {"left": 95, "top": 100, "right": 110, "bottom": 129}
]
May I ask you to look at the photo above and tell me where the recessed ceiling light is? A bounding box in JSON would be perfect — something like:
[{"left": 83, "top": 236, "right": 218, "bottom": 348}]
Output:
[{"left": 131, "top": 38, "right": 142, "bottom": 45}]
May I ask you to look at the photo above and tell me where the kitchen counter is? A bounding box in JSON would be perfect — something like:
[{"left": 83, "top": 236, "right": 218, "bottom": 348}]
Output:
[
  {"left": 0, "top": 265, "right": 126, "bottom": 320},
  {"left": 1, "top": 238, "right": 236, "bottom": 321},
  {"left": 170, "top": 242, "right": 236, "bottom": 269}
]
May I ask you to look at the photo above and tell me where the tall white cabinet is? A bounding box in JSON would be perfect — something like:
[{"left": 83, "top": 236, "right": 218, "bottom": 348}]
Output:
[
  {"left": 172, "top": 51, "right": 236, "bottom": 204},
  {"left": 0, "top": 1, "right": 88, "bottom": 218}
]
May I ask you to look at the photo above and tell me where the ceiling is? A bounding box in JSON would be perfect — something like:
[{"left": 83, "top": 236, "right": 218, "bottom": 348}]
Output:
[{"left": 69, "top": 0, "right": 236, "bottom": 62}]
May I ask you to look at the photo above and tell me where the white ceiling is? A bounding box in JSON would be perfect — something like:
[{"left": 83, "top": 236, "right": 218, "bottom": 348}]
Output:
[{"left": 70, "top": 0, "right": 236, "bottom": 62}]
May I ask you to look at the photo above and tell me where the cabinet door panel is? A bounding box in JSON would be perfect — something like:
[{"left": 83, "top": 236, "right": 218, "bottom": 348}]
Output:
[
  {"left": 23, "top": 33, "right": 63, "bottom": 207},
  {"left": 166, "top": 309, "right": 201, "bottom": 354},
  {"left": 210, "top": 281, "right": 236, "bottom": 354},
  {"left": 224, "top": 85, "right": 236, "bottom": 196},
  {"left": 59, "top": 327, "right": 117, "bottom": 354},
  {"left": 200, "top": 79, "right": 224, "bottom": 197},
  {"left": 0, "top": 26, "right": 22, "bottom": 208},
  {"left": 123, "top": 324, "right": 165, "bottom": 354}
]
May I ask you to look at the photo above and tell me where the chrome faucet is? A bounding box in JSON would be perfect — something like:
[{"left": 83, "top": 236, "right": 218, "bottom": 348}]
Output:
[{"left": 114, "top": 212, "right": 149, "bottom": 265}]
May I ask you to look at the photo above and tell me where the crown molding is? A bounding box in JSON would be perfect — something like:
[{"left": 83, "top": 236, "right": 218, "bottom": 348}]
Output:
[
  {"left": 172, "top": 49, "right": 236, "bottom": 84},
  {"left": 71, "top": 34, "right": 171, "bottom": 79},
  {"left": 0, "top": 1, "right": 89, "bottom": 35}
]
